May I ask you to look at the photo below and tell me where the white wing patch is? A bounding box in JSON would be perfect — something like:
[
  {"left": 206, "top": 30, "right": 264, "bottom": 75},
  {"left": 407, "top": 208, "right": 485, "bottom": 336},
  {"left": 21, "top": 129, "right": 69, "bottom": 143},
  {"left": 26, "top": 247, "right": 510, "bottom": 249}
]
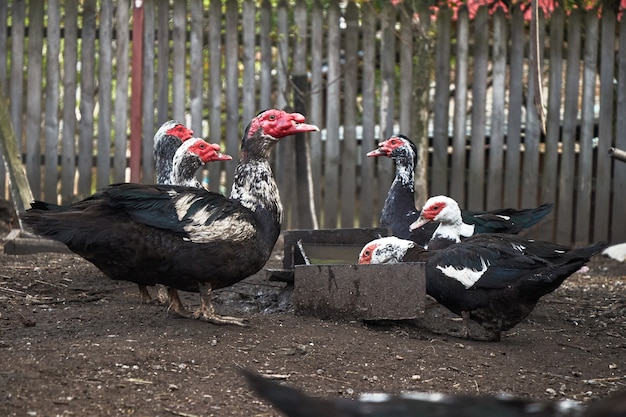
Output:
[
  {"left": 511, "top": 243, "right": 526, "bottom": 252},
  {"left": 436, "top": 257, "right": 490, "bottom": 288},
  {"left": 496, "top": 214, "right": 511, "bottom": 221},
  {"left": 172, "top": 193, "right": 255, "bottom": 244},
  {"left": 459, "top": 222, "right": 475, "bottom": 238}
]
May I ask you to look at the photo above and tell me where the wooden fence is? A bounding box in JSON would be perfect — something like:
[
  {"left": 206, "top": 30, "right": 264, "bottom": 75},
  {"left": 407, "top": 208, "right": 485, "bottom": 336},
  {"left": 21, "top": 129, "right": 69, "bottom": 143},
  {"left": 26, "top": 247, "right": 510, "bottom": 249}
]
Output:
[{"left": 1, "top": 1, "right": 625, "bottom": 246}]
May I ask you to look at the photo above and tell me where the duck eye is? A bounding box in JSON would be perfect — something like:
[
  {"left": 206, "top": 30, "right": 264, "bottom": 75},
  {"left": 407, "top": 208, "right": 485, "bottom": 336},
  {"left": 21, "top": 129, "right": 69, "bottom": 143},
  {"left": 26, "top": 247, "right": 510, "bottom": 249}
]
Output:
[{"left": 268, "top": 114, "right": 276, "bottom": 121}]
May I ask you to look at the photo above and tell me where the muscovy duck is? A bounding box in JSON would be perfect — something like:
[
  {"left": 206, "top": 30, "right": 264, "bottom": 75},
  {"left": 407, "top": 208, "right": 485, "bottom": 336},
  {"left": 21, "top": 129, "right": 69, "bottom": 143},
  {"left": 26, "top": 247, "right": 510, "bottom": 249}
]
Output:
[
  {"left": 153, "top": 120, "right": 194, "bottom": 184},
  {"left": 23, "top": 109, "right": 319, "bottom": 326},
  {"left": 135, "top": 120, "right": 195, "bottom": 303},
  {"left": 244, "top": 369, "right": 626, "bottom": 417},
  {"left": 358, "top": 236, "right": 606, "bottom": 341},
  {"left": 366, "top": 135, "right": 553, "bottom": 244},
  {"left": 410, "top": 195, "right": 571, "bottom": 255},
  {"left": 162, "top": 137, "right": 232, "bottom": 315}
]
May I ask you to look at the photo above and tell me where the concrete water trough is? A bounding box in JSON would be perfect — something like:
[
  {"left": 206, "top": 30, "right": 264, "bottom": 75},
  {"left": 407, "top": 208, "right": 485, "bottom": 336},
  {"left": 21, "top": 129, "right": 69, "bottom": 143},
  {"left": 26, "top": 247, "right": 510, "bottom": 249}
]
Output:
[{"left": 272, "top": 228, "right": 426, "bottom": 321}]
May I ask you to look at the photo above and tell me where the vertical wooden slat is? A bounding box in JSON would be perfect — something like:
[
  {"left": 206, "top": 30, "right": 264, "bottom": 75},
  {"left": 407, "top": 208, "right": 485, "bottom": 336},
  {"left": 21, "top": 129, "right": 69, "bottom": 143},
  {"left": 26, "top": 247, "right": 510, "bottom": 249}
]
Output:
[
  {"left": 189, "top": 0, "right": 204, "bottom": 136},
  {"left": 612, "top": 15, "right": 626, "bottom": 243},
  {"left": 504, "top": 5, "right": 524, "bottom": 208},
  {"left": 451, "top": 6, "right": 469, "bottom": 203},
  {"left": 25, "top": 0, "right": 44, "bottom": 199},
  {"left": 486, "top": 8, "right": 507, "bottom": 210},
  {"left": 116, "top": 0, "right": 131, "bottom": 183},
  {"left": 130, "top": 2, "right": 143, "bottom": 183},
  {"left": 341, "top": 1, "right": 358, "bottom": 228},
  {"left": 0, "top": 2, "right": 7, "bottom": 197},
  {"left": 309, "top": 0, "right": 323, "bottom": 221},
  {"left": 224, "top": 0, "right": 240, "bottom": 193},
  {"left": 275, "top": 0, "right": 292, "bottom": 225},
  {"left": 323, "top": 1, "right": 341, "bottom": 228},
  {"left": 539, "top": 7, "right": 564, "bottom": 241},
  {"left": 77, "top": 0, "right": 97, "bottom": 196},
  {"left": 44, "top": 0, "right": 61, "bottom": 202},
  {"left": 97, "top": 0, "right": 113, "bottom": 189},
  {"left": 556, "top": 10, "right": 582, "bottom": 245},
  {"left": 378, "top": 3, "right": 395, "bottom": 210},
  {"left": 521, "top": 10, "right": 544, "bottom": 210},
  {"left": 293, "top": 1, "right": 316, "bottom": 229},
  {"left": 241, "top": 0, "right": 256, "bottom": 125},
  {"left": 259, "top": 0, "right": 272, "bottom": 111},
  {"left": 207, "top": 0, "right": 222, "bottom": 192},
  {"left": 156, "top": 0, "right": 169, "bottom": 126},
  {"left": 574, "top": 12, "right": 598, "bottom": 245},
  {"left": 61, "top": 0, "right": 78, "bottom": 204},
  {"left": 140, "top": 0, "right": 154, "bottom": 182},
  {"left": 467, "top": 6, "right": 488, "bottom": 210},
  {"left": 398, "top": 4, "right": 413, "bottom": 136},
  {"left": 0, "top": 2, "right": 7, "bottom": 92},
  {"left": 9, "top": 1, "right": 25, "bottom": 148},
  {"left": 171, "top": 0, "right": 186, "bottom": 122},
  {"left": 360, "top": 5, "right": 376, "bottom": 227},
  {"left": 594, "top": 10, "right": 615, "bottom": 243},
  {"left": 432, "top": 7, "right": 451, "bottom": 196}
]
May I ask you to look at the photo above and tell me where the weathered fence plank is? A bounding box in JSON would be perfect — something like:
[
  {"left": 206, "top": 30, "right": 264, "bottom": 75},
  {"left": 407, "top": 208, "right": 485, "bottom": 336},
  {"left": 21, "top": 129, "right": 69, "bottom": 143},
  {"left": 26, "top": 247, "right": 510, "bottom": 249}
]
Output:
[
  {"left": 378, "top": 3, "right": 395, "bottom": 211},
  {"left": 467, "top": 6, "right": 488, "bottom": 211},
  {"left": 189, "top": 0, "right": 204, "bottom": 136},
  {"left": 77, "top": 0, "right": 97, "bottom": 198},
  {"left": 9, "top": 1, "right": 25, "bottom": 148},
  {"left": 172, "top": 0, "right": 186, "bottom": 123},
  {"left": 60, "top": 0, "right": 78, "bottom": 204},
  {"left": 398, "top": 4, "right": 413, "bottom": 137},
  {"left": 207, "top": 0, "right": 222, "bottom": 191},
  {"left": 324, "top": 1, "right": 341, "bottom": 229},
  {"left": 156, "top": 0, "right": 169, "bottom": 126},
  {"left": 360, "top": 3, "right": 376, "bottom": 227},
  {"left": 44, "top": 0, "right": 61, "bottom": 202},
  {"left": 309, "top": 0, "right": 323, "bottom": 225},
  {"left": 595, "top": 10, "right": 616, "bottom": 242},
  {"left": 25, "top": 0, "right": 44, "bottom": 198},
  {"left": 504, "top": 5, "right": 524, "bottom": 208},
  {"left": 521, "top": 10, "right": 544, "bottom": 210},
  {"left": 276, "top": 0, "right": 293, "bottom": 226},
  {"left": 486, "top": 8, "right": 506, "bottom": 210},
  {"left": 113, "top": 0, "right": 130, "bottom": 182},
  {"left": 432, "top": 7, "right": 451, "bottom": 196},
  {"left": 575, "top": 12, "right": 599, "bottom": 245},
  {"left": 97, "top": 0, "right": 113, "bottom": 189},
  {"left": 141, "top": 0, "right": 154, "bottom": 182},
  {"left": 224, "top": 0, "right": 240, "bottom": 193},
  {"left": 556, "top": 10, "right": 582, "bottom": 245},
  {"left": 451, "top": 6, "right": 469, "bottom": 203},
  {"left": 341, "top": 1, "right": 358, "bottom": 228},
  {"left": 242, "top": 0, "right": 256, "bottom": 126},
  {"left": 612, "top": 15, "right": 626, "bottom": 243},
  {"left": 539, "top": 7, "right": 564, "bottom": 240}
]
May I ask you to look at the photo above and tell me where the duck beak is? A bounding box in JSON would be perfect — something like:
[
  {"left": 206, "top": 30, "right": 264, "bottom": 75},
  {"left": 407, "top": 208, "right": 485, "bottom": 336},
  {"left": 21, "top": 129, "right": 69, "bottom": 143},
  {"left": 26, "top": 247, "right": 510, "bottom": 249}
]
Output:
[{"left": 409, "top": 216, "right": 430, "bottom": 232}]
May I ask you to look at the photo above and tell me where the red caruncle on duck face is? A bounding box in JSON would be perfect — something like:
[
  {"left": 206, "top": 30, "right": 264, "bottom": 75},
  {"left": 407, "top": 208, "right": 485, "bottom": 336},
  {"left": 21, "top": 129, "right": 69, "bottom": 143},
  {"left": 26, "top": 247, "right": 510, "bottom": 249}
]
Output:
[
  {"left": 247, "top": 109, "right": 319, "bottom": 140},
  {"left": 167, "top": 124, "right": 194, "bottom": 142},
  {"left": 188, "top": 139, "right": 232, "bottom": 164},
  {"left": 421, "top": 200, "right": 448, "bottom": 221},
  {"left": 367, "top": 136, "right": 406, "bottom": 157}
]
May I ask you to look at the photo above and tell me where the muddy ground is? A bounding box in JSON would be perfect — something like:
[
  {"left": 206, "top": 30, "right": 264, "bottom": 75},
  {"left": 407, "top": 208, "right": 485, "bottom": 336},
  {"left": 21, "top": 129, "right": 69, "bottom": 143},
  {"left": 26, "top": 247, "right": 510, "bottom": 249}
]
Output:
[{"left": 0, "top": 220, "right": 625, "bottom": 416}]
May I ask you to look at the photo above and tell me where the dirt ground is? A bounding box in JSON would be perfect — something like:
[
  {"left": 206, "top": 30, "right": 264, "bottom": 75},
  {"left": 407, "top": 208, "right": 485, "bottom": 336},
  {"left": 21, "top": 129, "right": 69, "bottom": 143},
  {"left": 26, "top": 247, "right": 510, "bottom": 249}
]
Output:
[{"left": 1, "top": 213, "right": 625, "bottom": 416}]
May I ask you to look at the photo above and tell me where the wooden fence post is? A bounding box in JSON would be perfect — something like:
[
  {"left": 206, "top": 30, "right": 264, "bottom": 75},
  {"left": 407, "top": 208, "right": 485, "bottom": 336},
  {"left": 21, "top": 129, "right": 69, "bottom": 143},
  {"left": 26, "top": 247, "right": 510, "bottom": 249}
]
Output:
[
  {"left": 0, "top": 84, "right": 34, "bottom": 222},
  {"left": 130, "top": 0, "right": 144, "bottom": 183}
]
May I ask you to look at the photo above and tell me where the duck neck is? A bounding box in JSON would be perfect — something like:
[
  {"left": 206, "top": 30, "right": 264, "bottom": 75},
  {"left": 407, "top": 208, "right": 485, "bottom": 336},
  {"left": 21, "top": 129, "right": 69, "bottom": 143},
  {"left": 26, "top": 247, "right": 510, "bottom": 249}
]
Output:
[
  {"left": 230, "top": 156, "right": 283, "bottom": 225},
  {"left": 429, "top": 216, "right": 463, "bottom": 249}
]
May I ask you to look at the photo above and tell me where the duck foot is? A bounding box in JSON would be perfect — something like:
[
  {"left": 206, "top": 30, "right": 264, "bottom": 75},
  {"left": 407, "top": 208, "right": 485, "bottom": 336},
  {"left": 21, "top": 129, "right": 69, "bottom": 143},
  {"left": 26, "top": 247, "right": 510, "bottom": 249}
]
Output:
[
  {"left": 166, "top": 287, "right": 190, "bottom": 317},
  {"left": 193, "top": 283, "right": 248, "bottom": 327},
  {"left": 138, "top": 284, "right": 158, "bottom": 304},
  {"left": 156, "top": 284, "right": 169, "bottom": 304}
]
